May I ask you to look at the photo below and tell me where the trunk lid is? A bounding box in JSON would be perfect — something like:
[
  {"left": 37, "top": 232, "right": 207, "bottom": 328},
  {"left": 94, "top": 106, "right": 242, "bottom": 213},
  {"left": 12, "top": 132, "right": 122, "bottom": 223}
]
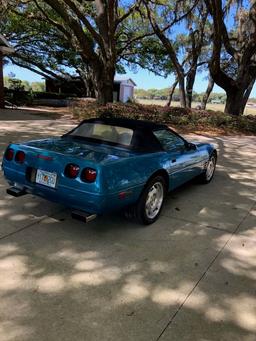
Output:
[{"left": 24, "top": 137, "right": 137, "bottom": 164}]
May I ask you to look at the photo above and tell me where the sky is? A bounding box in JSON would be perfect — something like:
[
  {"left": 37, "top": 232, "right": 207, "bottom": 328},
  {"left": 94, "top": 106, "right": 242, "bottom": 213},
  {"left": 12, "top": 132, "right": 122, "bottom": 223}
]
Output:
[{"left": 4, "top": 63, "right": 256, "bottom": 96}]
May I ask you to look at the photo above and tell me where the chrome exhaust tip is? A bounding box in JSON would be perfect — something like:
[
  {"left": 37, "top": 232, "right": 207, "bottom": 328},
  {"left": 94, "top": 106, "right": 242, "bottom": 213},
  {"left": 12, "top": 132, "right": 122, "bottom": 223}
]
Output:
[
  {"left": 71, "top": 210, "right": 97, "bottom": 223},
  {"left": 6, "top": 187, "right": 27, "bottom": 197}
]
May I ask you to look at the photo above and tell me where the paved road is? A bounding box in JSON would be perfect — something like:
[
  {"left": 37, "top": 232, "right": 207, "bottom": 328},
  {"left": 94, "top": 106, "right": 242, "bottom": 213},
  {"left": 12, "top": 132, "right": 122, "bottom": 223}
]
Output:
[{"left": 0, "top": 109, "right": 255, "bottom": 341}]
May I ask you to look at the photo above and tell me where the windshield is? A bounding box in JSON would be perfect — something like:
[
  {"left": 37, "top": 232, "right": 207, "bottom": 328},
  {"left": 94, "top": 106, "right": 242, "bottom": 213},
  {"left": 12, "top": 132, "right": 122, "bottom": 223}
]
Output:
[{"left": 69, "top": 123, "right": 134, "bottom": 146}]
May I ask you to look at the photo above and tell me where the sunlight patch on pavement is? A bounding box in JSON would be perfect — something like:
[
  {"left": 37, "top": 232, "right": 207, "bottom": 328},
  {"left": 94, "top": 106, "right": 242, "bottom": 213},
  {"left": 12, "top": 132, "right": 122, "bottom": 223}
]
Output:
[
  {"left": 75, "top": 259, "right": 104, "bottom": 271},
  {"left": 227, "top": 295, "right": 256, "bottom": 332},
  {"left": 151, "top": 282, "right": 194, "bottom": 306},
  {"left": 70, "top": 267, "right": 121, "bottom": 286},
  {"left": 37, "top": 275, "right": 66, "bottom": 293},
  {"left": 0, "top": 321, "right": 34, "bottom": 341},
  {"left": 116, "top": 275, "right": 150, "bottom": 303}
]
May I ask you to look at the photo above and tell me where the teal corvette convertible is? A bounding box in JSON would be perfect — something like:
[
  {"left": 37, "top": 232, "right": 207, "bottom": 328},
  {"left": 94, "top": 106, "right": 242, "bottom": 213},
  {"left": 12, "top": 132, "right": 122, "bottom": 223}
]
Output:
[{"left": 2, "top": 117, "right": 217, "bottom": 225}]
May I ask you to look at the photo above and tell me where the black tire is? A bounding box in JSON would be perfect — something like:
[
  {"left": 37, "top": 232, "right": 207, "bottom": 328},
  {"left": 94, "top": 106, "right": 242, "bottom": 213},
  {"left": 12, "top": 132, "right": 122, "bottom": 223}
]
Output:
[
  {"left": 135, "top": 175, "right": 167, "bottom": 225},
  {"left": 199, "top": 152, "right": 217, "bottom": 184}
]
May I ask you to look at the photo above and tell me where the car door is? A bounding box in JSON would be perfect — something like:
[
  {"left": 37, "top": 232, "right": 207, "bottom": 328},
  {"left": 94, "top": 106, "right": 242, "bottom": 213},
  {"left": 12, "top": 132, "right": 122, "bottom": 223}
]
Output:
[{"left": 153, "top": 129, "right": 202, "bottom": 189}]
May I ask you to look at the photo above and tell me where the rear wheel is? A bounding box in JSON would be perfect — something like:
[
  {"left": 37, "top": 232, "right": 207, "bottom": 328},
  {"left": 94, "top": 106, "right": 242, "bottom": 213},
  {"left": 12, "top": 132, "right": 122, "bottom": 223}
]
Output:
[
  {"left": 199, "top": 153, "right": 217, "bottom": 184},
  {"left": 135, "top": 175, "right": 166, "bottom": 225}
]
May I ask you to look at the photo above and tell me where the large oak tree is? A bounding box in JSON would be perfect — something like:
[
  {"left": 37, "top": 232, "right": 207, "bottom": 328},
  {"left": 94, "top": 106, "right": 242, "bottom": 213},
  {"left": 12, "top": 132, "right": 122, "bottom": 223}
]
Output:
[
  {"left": 1, "top": 0, "right": 152, "bottom": 104},
  {"left": 205, "top": 0, "right": 256, "bottom": 115}
]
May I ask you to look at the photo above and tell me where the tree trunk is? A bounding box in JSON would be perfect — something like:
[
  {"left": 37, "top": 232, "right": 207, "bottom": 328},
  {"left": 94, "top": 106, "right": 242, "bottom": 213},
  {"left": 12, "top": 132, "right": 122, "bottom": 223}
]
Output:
[
  {"left": 224, "top": 88, "right": 244, "bottom": 116},
  {"left": 178, "top": 76, "right": 187, "bottom": 108},
  {"left": 239, "top": 79, "right": 255, "bottom": 115},
  {"left": 186, "top": 88, "right": 193, "bottom": 109},
  {"left": 78, "top": 68, "right": 96, "bottom": 98},
  {"left": 166, "top": 78, "right": 178, "bottom": 106},
  {"left": 83, "top": 76, "right": 96, "bottom": 98},
  {"left": 87, "top": 81, "right": 96, "bottom": 98},
  {"left": 97, "top": 81, "right": 114, "bottom": 104},
  {"left": 201, "top": 76, "right": 214, "bottom": 109},
  {"left": 186, "top": 67, "right": 197, "bottom": 108},
  {"left": 94, "top": 63, "right": 115, "bottom": 105},
  {"left": 0, "top": 53, "right": 4, "bottom": 109}
]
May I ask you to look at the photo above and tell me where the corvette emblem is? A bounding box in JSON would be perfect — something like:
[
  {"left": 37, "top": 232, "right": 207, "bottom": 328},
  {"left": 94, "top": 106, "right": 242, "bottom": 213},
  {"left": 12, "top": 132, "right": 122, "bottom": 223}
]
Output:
[{"left": 36, "top": 154, "right": 53, "bottom": 161}]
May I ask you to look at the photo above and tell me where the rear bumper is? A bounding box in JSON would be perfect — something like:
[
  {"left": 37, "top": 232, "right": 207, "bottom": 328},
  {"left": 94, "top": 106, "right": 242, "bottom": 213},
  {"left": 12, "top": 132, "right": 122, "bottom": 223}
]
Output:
[
  {"left": 3, "top": 166, "right": 142, "bottom": 214},
  {"left": 3, "top": 165, "right": 105, "bottom": 214}
]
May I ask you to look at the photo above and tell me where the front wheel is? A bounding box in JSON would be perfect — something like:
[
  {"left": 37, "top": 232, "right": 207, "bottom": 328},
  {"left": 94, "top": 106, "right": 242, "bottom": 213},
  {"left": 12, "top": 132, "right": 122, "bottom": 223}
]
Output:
[{"left": 136, "top": 176, "right": 166, "bottom": 225}]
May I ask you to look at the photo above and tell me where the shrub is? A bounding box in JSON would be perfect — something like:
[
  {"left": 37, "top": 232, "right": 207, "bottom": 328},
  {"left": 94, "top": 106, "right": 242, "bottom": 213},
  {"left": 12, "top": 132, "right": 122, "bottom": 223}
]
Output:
[
  {"left": 4, "top": 89, "right": 33, "bottom": 105},
  {"left": 69, "top": 100, "right": 256, "bottom": 135},
  {"left": 33, "top": 92, "right": 77, "bottom": 100}
]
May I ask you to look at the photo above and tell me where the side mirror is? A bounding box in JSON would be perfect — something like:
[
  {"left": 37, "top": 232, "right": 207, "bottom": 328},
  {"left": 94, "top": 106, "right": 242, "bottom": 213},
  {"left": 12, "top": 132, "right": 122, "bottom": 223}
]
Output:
[{"left": 186, "top": 142, "right": 197, "bottom": 151}]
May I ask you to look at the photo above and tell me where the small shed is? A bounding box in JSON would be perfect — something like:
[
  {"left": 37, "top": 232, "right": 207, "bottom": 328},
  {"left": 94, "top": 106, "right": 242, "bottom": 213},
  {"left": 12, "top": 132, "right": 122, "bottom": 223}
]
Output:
[
  {"left": 113, "top": 78, "right": 136, "bottom": 103},
  {"left": 0, "top": 34, "right": 14, "bottom": 108}
]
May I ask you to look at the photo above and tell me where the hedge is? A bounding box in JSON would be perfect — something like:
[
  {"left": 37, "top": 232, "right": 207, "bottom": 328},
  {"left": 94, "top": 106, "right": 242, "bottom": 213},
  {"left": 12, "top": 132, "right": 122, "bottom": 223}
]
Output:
[{"left": 70, "top": 101, "right": 256, "bottom": 135}]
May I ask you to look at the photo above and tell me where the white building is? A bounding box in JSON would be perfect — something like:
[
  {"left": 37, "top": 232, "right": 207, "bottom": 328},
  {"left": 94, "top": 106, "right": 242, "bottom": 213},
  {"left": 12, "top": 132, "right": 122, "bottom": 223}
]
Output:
[{"left": 113, "top": 78, "right": 136, "bottom": 103}]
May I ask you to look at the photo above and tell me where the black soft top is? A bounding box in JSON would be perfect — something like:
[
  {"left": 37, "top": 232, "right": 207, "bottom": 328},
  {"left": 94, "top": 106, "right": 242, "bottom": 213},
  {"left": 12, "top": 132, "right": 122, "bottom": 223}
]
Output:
[{"left": 66, "top": 117, "right": 169, "bottom": 152}]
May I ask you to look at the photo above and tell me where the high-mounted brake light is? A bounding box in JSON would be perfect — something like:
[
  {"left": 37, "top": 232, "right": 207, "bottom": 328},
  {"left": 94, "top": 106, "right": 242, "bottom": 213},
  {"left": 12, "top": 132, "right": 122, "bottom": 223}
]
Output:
[
  {"left": 65, "top": 164, "right": 80, "bottom": 178},
  {"left": 4, "top": 148, "right": 14, "bottom": 161},
  {"left": 15, "top": 151, "right": 26, "bottom": 163},
  {"left": 81, "top": 168, "right": 97, "bottom": 183}
]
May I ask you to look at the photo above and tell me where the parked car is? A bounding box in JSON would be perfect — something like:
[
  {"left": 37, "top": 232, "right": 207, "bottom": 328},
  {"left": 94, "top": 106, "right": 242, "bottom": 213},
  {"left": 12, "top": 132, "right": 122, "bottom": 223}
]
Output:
[{"left": 2, "top": 117, "right": 217, "bottom": 225}]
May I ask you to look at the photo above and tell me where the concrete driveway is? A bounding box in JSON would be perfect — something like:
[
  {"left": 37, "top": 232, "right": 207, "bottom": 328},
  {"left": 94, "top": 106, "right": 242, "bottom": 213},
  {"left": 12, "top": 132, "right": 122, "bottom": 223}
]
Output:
[{"left": 0, "top": 109, "right": 255, "bottom": 341}]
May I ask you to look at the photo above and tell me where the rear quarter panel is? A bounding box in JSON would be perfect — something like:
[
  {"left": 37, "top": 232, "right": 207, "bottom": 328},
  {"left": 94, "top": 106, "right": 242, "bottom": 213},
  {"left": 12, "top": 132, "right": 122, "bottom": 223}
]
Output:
[{"left": 100, "top": 151, "right": 171, "bottom": 209}]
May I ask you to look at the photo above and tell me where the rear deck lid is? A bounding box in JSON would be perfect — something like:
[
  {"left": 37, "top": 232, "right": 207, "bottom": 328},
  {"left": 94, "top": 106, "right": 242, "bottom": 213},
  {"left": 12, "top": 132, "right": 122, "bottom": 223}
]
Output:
[{"left": 24, "top": 137, "right": 137, "bottom": 164}]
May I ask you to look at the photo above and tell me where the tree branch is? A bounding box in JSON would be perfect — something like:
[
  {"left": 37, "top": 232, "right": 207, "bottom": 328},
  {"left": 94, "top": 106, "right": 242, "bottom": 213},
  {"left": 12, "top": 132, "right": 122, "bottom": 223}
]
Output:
[
  {"left": 32, "top": 0, "right": 73, "bottom": 41},
  {"left": 205, "top": 0, "right": 235, "bottom": 91},
  {"left": 12, "top": 52, "right": 71, "bottom": 80},
  {"left": 116, "top": 1, "right": 141, "bottom": 27},
  {"left": 144, "top": 1, "right": 184, "bottom": 78},
  {"left": 117, "top": 30, "right": 156, "bottom": 55},
  {"left": 62, "top": 0, "right": 105, "bottom": 53},
  {"left": 8, "top": 56, "right": 59, "bottom": 80},
  {"left": 122, "top": 56, "right": 167, "bottom": 77},
  {"left": 43, "top": 0, "right": 99, "bottom": 63}
]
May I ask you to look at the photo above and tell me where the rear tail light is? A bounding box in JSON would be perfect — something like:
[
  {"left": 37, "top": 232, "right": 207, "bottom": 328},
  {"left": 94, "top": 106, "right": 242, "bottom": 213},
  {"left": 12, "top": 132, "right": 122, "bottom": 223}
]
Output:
[
  {"left": 4, "top": 148, "right": 14, "bottom": 161},
  {"left": 64, "top": 164, "right": 80, "bottom": 178},
  {"left": 15, "top": 151, "right": 26, "bottom": 163},
  {"left": 81, "top": 168, "right": 97, "bottom": 183}
]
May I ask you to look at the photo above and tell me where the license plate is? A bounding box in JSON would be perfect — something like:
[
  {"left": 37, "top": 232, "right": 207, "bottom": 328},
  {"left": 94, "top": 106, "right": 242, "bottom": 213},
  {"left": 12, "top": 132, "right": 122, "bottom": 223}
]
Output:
[{"left": 35, "top": 169, "right": 57, "bottom": 188}]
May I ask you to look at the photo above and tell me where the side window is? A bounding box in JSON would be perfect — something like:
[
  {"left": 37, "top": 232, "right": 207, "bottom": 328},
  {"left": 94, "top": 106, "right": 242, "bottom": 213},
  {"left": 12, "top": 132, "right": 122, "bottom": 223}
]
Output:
[{"left": 153, "top": 129, "right": 185, "bottom": 151}]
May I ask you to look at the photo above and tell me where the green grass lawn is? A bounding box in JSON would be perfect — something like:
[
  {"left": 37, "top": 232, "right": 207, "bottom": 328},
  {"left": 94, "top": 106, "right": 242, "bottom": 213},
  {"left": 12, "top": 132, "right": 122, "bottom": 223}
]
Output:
[{"left": 137, "top": 99, "right": 256, "bottom": 116}]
